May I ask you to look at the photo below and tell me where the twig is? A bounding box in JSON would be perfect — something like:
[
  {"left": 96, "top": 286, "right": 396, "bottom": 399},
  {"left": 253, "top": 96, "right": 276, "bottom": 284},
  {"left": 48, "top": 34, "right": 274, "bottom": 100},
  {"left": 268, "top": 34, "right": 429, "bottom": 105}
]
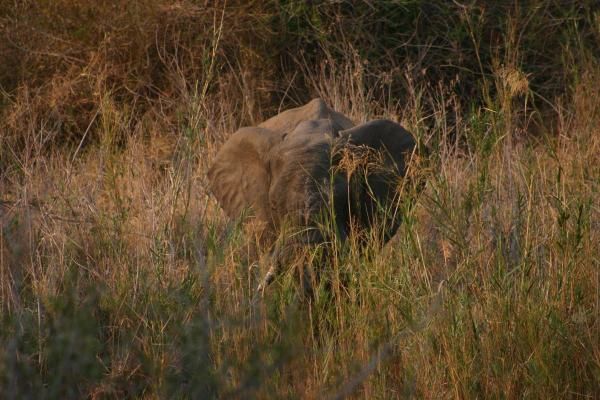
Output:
[{"left": 71, "top": 108, "right": 99, "bottom": 164}]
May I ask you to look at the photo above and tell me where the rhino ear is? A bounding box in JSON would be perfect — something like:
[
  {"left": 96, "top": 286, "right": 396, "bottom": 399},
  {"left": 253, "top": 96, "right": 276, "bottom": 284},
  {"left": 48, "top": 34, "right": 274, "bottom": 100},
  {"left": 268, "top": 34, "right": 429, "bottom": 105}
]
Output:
[
  {"left": 208, "top": 127, "right": 281, "bottom": 222},
  {"left": 339, "top": 119, "right": 416, "bottom": 173}
]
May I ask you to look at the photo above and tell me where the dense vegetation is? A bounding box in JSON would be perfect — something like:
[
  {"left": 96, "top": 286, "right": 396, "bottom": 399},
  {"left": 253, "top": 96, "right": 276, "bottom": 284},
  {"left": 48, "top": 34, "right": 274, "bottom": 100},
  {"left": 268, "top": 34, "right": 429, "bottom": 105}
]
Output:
[{"left": 1, "top": 1, "right": 599, "bottom": 398}]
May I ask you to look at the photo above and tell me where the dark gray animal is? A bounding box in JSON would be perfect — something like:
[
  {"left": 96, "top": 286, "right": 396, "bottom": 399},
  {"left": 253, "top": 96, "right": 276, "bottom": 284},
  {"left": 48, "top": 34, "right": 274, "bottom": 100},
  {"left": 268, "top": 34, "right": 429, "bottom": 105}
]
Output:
[{"left": 208, "top": 99, "right": 421, "bottom": 290}]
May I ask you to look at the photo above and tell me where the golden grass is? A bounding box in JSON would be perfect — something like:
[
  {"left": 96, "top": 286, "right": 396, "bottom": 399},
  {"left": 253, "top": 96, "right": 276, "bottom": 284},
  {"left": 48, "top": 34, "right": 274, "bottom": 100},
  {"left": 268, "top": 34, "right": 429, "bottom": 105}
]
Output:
[{"left": 1, "top": 2, "right": 599, "bottom": 398}]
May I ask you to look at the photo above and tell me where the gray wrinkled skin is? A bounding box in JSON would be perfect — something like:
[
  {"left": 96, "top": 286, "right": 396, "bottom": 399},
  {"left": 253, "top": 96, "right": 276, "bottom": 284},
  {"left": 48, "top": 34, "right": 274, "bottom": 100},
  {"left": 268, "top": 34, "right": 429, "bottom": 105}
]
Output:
[
  {"left": 207, "top": 99, "right": 419, "bottom": 292},
  {"left": 258, "top": 98, "right": 354, "bottom": 135}
]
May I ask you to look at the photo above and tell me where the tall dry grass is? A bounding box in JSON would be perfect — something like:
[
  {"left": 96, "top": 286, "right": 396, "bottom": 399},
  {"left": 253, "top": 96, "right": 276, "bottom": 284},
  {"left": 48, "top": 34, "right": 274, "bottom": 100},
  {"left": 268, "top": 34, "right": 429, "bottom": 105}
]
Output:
[{"left": 1, "top": 1, "right": 599, "bottom": 398}]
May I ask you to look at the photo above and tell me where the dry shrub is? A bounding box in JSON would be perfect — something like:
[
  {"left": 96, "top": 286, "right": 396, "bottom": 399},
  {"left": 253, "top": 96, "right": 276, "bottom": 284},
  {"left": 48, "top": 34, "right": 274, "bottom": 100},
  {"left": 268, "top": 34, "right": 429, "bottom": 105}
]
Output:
[{"left": 0, "top": 1, "right": 279, "bottom": 161}]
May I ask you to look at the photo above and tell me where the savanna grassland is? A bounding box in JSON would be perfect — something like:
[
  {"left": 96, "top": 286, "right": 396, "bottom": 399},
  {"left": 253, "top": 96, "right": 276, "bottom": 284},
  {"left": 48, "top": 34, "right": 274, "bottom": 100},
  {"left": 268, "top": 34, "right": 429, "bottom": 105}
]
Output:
[{"left": 1, "top": 1, "right": 599, "bottom": 398}]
